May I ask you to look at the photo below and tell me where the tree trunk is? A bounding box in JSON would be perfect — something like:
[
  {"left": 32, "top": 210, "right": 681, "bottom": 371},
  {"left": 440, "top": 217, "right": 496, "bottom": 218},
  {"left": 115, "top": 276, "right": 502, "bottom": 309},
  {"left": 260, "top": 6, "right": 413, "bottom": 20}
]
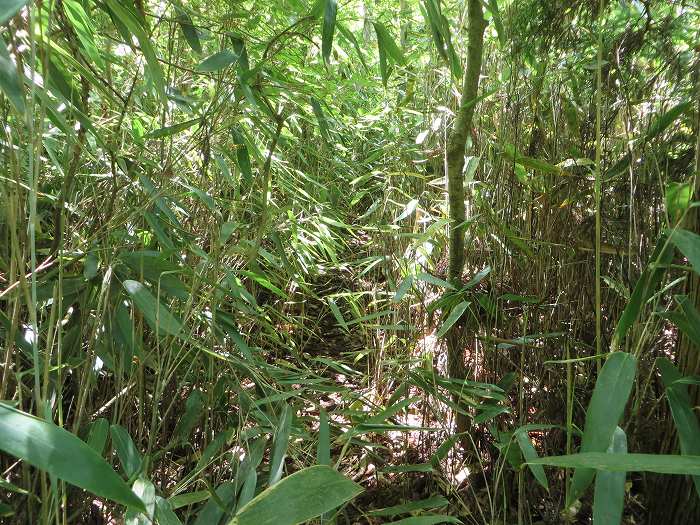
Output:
[{"left": 445, "top": 0, "right": 486, "bottom": 435}]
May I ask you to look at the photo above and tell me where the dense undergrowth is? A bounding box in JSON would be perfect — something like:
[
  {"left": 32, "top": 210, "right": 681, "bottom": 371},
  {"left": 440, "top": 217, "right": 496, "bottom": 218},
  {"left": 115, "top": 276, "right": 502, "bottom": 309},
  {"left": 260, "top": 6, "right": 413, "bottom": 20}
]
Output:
[{"left": 1, "top": 0, "right": 700, "bottom": 524}]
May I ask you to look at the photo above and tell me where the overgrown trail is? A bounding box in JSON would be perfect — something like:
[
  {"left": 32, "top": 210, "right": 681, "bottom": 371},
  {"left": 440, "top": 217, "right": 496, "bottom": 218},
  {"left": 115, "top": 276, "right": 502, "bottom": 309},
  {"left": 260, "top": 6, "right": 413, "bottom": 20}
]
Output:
[{"left": 1, "top": 1, "right": 700, "bottom": 524}]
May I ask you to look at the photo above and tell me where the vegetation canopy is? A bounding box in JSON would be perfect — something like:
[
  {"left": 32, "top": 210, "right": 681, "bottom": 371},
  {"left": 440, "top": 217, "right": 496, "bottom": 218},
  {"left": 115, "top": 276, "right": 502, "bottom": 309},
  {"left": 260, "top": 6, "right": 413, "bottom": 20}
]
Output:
[{"left": 0, "top": 0, "right": 699, "bottom": 523}]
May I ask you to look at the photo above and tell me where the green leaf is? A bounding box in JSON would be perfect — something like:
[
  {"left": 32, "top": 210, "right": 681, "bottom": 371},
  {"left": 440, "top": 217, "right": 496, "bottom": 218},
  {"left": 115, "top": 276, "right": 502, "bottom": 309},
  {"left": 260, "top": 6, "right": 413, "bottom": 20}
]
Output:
[
  {"left": 658, "top": 357, "right": 700, "bottom": 497},
  {"left": 110, "top": 425, "right": 142, "bottom": 479},
  {"left": 367, "top": 496, "right": 448, "bottom": 517},
  {"left": 646, "top": 101, "right": 691, "bottom": 140},
  {"left": 673, "top": 295, "right": 700, "bottom": 348},
  {"left": 310, "top": 97, "right": 330, "bottom": 142},
  {"left": 0, "top": 404, "right": 145, "bottom": 511},
  {"left": 173, "top": 389, "right": 204, "bottom": 444},
  {"left": 194, "top": 482, "right": 236, "bottom": 525},
  {"left": 144, "top": 118, "right": 200, "bottom": 139},
  {"left": 515, "top": 429, "right": 548, "bottom": 491},
  {"left": 64, "top": 0, "right": 104, "bottom": 68},
  {"left": 268, "top": 404, "right": 293, "bottom": 486},
  {"left": 87, "top": 418, "right": 110, "bottom": 455},
  {"left": 231, "top": 465, "right": 362, "bottom": 525},
  {"left": 388, "top": 516, "right": 462, "bottom": 525},
  {"left": 395, "top": 199, "right": 419, "bottom": 222},
  {"left": 321, "top": 0, "right": 337, "bottom": 65},
  {"left": 0, "top": 0, "right": 28, "bottom": 25},
  {"left": 105, "top": 0, "right": 166, "bottom": 103},
  {"left": 393, "top": 275, "right": 414, "bottom": 302},
  {"left": 122, "top": 280, "right": 183, "bottom": 337},
  {"left": 593, "top": 427, "right": 627, "bottom": 525},
  {"left": 231, "top": 127, "right": 253, "bottom": 191},
  {"left": 416, "top": 273, "right": 456, "bottom": 290},
  {"left": 372, "top": 22, "right": 406, "bottom": 65},
  {"left": 196, "top": 50, "right": 239, "bottom": 72},
  {"left": 530, "top": 452, "right": 700, "bottom": 475},
  {"left": 436, "top": 301, "right": 470, "bottom": 338},
  {"left": 668, "top": 228, "right": 700, "bottom": 276},
  {"left": 611, "top": 235, "right": 672, "bottom": 350},
  {"left": 174, "top": 6, "right": 201, "bottom": 54},
  {"left": 317, "top": 408, "right": 330, "bottom": 466},
  {"left": 155, "top": 496, "right": 184, "bottom": 525},
  {"left": 0, "top": 37, "right": 25, "bottom": 114},
  {"left": 568, "top": 352, "right": 637, "bottom": 504}
]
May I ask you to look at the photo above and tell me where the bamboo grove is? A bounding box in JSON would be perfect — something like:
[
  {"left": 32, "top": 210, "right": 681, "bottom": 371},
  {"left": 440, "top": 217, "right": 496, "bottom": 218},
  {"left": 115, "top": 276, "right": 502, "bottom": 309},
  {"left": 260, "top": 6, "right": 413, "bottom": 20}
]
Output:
[{"left": 1, "top": 0, "right": 699, "bottom": 524}]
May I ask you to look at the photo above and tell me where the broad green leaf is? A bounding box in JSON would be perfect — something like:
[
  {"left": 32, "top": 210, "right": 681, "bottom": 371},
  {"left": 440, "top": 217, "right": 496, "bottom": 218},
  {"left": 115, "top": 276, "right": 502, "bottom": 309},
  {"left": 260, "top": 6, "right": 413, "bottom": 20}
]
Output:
[
  {"left": 155, "top": 496, "right": 184, "bottom": 525},
  {"left": 646, "top": 101, "right": 691, "bottom": 140},
  {"left": 174, "top": 6, "right": 201, "bottom": 54},
  {"left": 193, "top": 482, "right": 236, "bottom": 525},
  {"left": 197, "top": 50, "right": 239, "bottom": 72},
  {"left": 0, "top": 0, "right": 28, "bottom": 25},
  {"left": 436, "top": 301, "right": 469, "bottom": 338},
  {"left": 310, "top": 97, "right": 330, "bottom": 142},
  {"left": 568, "top": 352, "right": 636, "bottom": 504},
  {"left": 658, "top": 357, "right": 700, "bottom": 497},
  {"left": 268, "top": 404, "right": 293, "bottom": 486},
  {"left": 87, "top": 418, "right": 110, "bottom": 455},
  {"left": 486, "top": 0, "right": 505, "bottom": 47},
  {"left": 105, "top": 0, "right": 166, "bottom": 102},
  {"left": 328, "top": 298, "right": 348, "bottom": 331},
  {"left": 515, "top": 429, "right": 548, "bottom": 491},
  {"left": 317, "top": 408, "right": 330, "bottom": 466},
  {"left": 231, "top": 465, "right": 362, "bottom": 525},
  {"left": 530, "top": 452, "right": 700, "bottom": 475},
  {"left": 173, "top": 389, "right": 204, "bottom": 444},
  {"left": 126, "top": 477, "right": 156, "bottom": 524},
  {"left": 388, "top": 516, "right": 462, "bottom": 525},
  {"left": 110, "top": 425, "right": 142, "bottom": 479},
  {"left": 674, "top": 295, "right": 700, "bottom": 348},
  {"left": 0, "top": 37, "right": 25, "bottom": 113},
  {"left": 169, "top": 490, "right": 210, "bottom": 509},
  {"left": 372, "top": 22, "right": 406, "bottom": 65},
  {"left": 395, "top": 199, "right": 419, "bottom": 222},
  {"left": 194, "top": 429, "right": 234, "bottom": 473},
  {"left": 64, "top": 0, "right": 104, "bottom": 68},
  {"left": 144, "top": 118, "right": 199, "bottom": 139},
  {"left": 416, "top": 273, "right": 456, "bottom": 290},
  {"left": 611, "top": 235, "right": 672, "bottom": 350},
  {"left": 0, "top": 404, "right": 145, "bottom": 511},
  {"left": 231, "top": 127, "right": 253, "bottom": 190},
  {"left": 123, "top": 280, "right": 183, "bottom": 337},
  {"left": 593, "top": 427, "right": 627, "bottom": 525},
  {"left": 668, "top": 229, "right": 700, "bottom": 276},
  {"left": 393, "top": 275, "right": 414, "bottom": 302},
  {"left": 321, "top": 0, "right": 337, "bottom": 65},
  {"left": 367, "top": 496, "right": 448, "bottom": 517}
]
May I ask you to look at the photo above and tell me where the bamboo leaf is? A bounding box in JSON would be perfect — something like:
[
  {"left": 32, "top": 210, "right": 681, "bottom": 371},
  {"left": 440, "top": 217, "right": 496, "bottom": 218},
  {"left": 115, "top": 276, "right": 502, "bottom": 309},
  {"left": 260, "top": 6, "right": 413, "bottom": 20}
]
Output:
[
  {"left": 530, "top": 452, "right": 700, "bottom": 475},
  {"left": 568, "top": 352, "right": 636, "bottom": 504},
  {"left": 0, "top": 37, "right": 25, "bottom": 113},
  {"left": 0, "top": 404, "right": 145, "bottom": 511},
  {"left": 317, "top": 408, "right": 330, "bottom": 466},
  {"left": 322, "top": 0, "right": 337, "bottom": 65},
  {"left": 122, "top": 280, "right": 183, "bottom": 337},
  {"left": 144, "top": 118, "right": 200, "bottom": 139},
  {"left": 658, "top": 357, "right": 700, "bottom": 497},
  {"left": 174, "top": 6, "right": 201, "bottom": 54},
  {"left": 0, "top": 0, "right": 28, "bottom": 25},
  {"left": 436, "top": 301, "right": 470, "bottom": 338},
  {"left": 515, "top": 429, "right": 549, "bottom": 491},
  {"left": 63, "top": 0, "right": 104, "bottom": 68},
  {"left": 593, "top": 427, "right": 627, "bottom": 525},
  {"left": 231, "top": 465, "right": 362, "bottom": 525},
  {"left": 668, "top": 228, "right": 700, "bottom": 276},
  {"left": 110, "top": 425, "right": 143, "bottom": 479},
  {"left": 105, "top": 0, "right": 166, "bottom": 103},
  {"left": 268, "top": 404, "right": 293, "bottom": 486},
  {"left": 196, "top": 50, "right": 239, "bottom": 72}
]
